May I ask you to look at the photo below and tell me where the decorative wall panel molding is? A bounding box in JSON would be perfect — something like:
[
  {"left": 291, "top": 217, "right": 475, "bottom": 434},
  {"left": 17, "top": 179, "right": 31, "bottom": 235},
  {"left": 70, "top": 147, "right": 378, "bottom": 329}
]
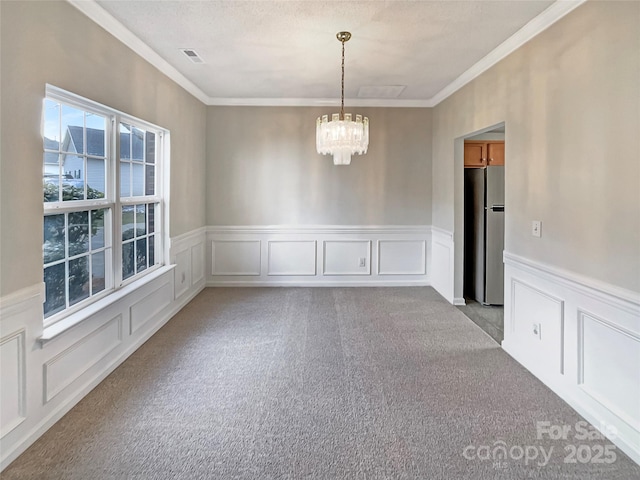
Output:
[
  {"left": 577, "top": 310, "right": 640, "bottom": 430},
  {"left": 174, "top": 249, "right": 191, "bottom": 299},
  {"left": 267, "top": 241, "right": 316, "bottom": 276},
  {"left": 130, "top": 281, "right": 172, "bottom": 334},
  {"left": 191, "top": 243, "right": 205, "bottom": 285},
  {"left": 211, "top": 240, "right": 261, "bottom": 276},
  {"left": 206, "top": 225, "right": 430, "bottom": 286},
  {"left": 44, "top": 315, "right": 122, "bottom": 403},
  {"left": 170, "top": 227, "right": 206, "bottom": 298},
  {"left": 0, "top": 329, "right": 26, "bottom": 437},
  {"left": 503, "top": 252, "right": 640, "bottom": 465},
  {"left": 510, "top": 279, "right": 564, "bottom": 374},
  {"left": 378, "top": 240, "right": 426, "bottom": 275},
  {"left": 430, "top": 227, "right": 454, "bottom": 302},
  {"left": 0, "top": 228, "right": 206, "bottom": 471},
  {"left": 323, "top": 240, "right": 371, "bottom": 276}
]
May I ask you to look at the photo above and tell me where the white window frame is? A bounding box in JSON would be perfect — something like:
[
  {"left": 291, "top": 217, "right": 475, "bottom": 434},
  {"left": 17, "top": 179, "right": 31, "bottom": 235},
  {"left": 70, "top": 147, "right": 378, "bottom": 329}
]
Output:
[{"left": 43, "top": 85, "right": 168, "bottom": 327}]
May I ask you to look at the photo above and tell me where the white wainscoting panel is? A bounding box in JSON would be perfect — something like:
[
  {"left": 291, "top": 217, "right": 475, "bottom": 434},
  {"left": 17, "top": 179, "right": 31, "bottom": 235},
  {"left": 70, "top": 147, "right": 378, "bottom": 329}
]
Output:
[
  {"left": 430, "top": 227, "right": 454, "bottom": 303},
  {"left": 378, "top": 240, "right": 426, "bottom": 275},
  {"left": 578, "top": 310, "right": 640, "bottom": 430},
  {"left": 130, "top": 281, "right": 173, "bottom": 334},
  {"left": 44, "top": 315, "right": 122, "bottom": 403},
  {"left": 0, "top": 330, "right": 26, "bottom": 436},
  {"left": 191, "top": 243, "right": 205, "bottom": 285},
  {"left": 503, "top": 252, "right": 640, "bottom": 465},
  {"left": 268, "top": 241, "right": 316, "bottom": 276},
  {"left": 206, "top": 226, "right": 430, "bottom": 286},
  {"left": 212, "top": 240, "right": 261, "bottom": 276},
  {"left": 174, "top": 249, "right": 191, "bottom": 299},
  {"left": 1, "top": 227, "right": 206, "bottom": 471},
  {"left": 510, "top": 279, "right": 564, "bottom": 375},
  {"left": 170, "top": 227, "right": 206, "bottom": 298},
  {"left": 323, "top": 240, "right": 371, "bottom": 276}
]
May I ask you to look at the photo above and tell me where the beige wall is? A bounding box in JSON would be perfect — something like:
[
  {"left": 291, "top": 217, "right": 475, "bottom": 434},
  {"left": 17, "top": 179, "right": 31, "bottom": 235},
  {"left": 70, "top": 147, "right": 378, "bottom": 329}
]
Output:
[
  {"left": 2, "top": 0, "right": 637, "bottom": 298},
  {"left": 206, "top": 106, "right": 432, "bottom": 225},
  {"left": 432, "top": 0, "right": 640, "bottom": 293},
  {"left": 0, "top": 1, "right": 207, "bottom": 296}
]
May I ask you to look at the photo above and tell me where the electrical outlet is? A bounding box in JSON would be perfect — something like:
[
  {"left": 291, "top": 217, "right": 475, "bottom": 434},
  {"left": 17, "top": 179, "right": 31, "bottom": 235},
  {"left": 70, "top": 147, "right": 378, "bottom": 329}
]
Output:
[
  {"left": 532, "top": 220, "right": 542, "bottom": 238},
  {"left": 359, "top": 257, "right": 366, "bottom": 267},
  {"left": 532, "top": 323, "right": 541, "bottom": 339}
]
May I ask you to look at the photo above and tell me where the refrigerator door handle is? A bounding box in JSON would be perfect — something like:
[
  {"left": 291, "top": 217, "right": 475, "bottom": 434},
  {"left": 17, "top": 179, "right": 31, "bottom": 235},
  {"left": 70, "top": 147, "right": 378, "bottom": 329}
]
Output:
[{"left": 487, "top": 205, "right": 505, "bottom": 212}]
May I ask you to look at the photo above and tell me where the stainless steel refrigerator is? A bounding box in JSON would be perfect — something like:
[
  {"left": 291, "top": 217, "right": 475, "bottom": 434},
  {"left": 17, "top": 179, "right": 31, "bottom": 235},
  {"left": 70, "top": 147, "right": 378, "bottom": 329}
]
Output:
[{"left": 464, "top": 166, "right": 505, "bottom": 305}]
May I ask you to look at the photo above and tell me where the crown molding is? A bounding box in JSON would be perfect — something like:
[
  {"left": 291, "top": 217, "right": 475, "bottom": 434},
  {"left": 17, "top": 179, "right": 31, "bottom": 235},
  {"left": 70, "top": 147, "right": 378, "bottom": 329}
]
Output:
[
  {"left": 206, "top": 98, "right": 435, "bottom": 108},
  {"left": 67, "top": 0, "right": 210, "bottom": 105},
  {"left": 429, "top": 0, "right": 588, "bottom": 106},
  {"left": 68, "top": 0, "right": 587, "bottom": 108}
]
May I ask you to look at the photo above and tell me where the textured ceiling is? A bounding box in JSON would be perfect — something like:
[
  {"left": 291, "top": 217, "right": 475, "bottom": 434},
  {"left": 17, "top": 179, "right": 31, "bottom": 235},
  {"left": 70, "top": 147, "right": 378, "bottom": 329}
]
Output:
[{"left": 95, "top": 0, "right": 556, "bottom": 104}]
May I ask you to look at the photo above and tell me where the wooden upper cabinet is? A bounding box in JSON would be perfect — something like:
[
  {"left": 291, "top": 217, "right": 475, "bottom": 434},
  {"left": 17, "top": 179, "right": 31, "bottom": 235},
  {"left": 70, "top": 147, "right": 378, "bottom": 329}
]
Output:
[
  {"left": 464, "top": 141, "right": 505, "bottom": 167},
  {"left": 464, "top": 142, "right": 487, "bottom": 168},
  {"left": 487, "top": 142, "right": 505, "bottom": 166}
]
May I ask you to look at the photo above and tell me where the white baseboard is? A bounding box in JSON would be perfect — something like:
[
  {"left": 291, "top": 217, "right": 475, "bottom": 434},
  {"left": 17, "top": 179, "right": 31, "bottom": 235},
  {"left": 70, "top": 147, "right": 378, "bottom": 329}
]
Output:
[
  {"left": 503, "top": 252, "right": 640, "bottom": 465},
  {"left": 206, "top": 280, "right": 430, "bottom": 287}
]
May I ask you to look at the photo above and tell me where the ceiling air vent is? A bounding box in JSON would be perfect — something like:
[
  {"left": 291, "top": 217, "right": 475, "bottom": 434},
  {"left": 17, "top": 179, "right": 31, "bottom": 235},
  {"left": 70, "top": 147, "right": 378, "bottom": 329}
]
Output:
[
  {"left": 180, "top": 48, "right": 204, "bottom": 64},
  {"left": 358, "top": 85, "right": 406, "bottom": 99}
]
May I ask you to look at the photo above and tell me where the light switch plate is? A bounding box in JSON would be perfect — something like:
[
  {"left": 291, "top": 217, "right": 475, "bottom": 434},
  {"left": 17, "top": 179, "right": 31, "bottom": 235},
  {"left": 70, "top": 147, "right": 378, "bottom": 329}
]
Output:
[{"left": 532, "top": 220, "right": 542, "bottom": 238}]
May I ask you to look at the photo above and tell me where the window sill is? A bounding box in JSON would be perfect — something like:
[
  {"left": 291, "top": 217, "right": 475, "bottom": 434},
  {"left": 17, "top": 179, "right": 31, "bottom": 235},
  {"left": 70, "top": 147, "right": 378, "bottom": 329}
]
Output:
[{"left": 39, "top": 264, "right": 176, "bottom": 346}]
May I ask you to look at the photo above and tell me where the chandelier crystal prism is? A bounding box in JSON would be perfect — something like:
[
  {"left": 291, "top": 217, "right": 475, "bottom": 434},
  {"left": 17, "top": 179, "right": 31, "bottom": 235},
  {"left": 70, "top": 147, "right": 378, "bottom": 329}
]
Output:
[{"left": 316, "top": 31, "right": 369, "bottom": 166}]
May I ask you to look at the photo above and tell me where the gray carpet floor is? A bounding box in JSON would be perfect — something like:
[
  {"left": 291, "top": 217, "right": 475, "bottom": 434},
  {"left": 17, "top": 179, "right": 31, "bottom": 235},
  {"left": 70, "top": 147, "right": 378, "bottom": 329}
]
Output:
[{"left": 3, "top": 287, "right": 639, "bottom": 479}]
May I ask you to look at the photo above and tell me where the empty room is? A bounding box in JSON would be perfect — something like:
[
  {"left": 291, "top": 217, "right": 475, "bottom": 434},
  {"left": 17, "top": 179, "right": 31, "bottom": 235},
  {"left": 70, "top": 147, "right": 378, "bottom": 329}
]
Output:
[{"left": 1, "top": 0, "right": 639, "bottom": 478}]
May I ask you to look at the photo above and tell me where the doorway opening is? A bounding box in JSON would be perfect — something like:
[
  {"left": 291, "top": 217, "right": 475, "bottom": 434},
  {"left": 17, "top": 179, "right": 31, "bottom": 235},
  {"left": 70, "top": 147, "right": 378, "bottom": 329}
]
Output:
[{"left": 457, "top": 123, "right": 505, "bottom": 343}]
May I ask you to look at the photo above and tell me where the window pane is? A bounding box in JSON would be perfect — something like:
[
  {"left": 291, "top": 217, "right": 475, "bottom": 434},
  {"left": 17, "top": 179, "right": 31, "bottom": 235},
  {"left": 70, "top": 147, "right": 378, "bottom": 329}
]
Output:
[
  {"left": 44, "top": 263, "right": 66, "bottom": 317},
  {"left": 120, "top": 123, "right": 131, "bottom": 159},
  {"left": 62, "top": 155, "right": 85, "bottom": 201},
  {"left": 43, "top": 153, "right": 60, "bottom": 203},
  {"left": 132, "top": 163, "right": 144, "bottom": 196},
  {"left": 44, "top": 99, "right": 61, "bottom": 146},
  {"left": 145, "top": 165, "right": 155, "bottom": 195},
  {"left": 92, "top": 251, "right": 106, "bottom": 294},
  {"left": 91, "top": 209, "right": 105, "bottom": 249},
  {"left": 120, "top": 162, "right": 131, "bottom": 197},
  {"left": 122, "top": 205, "right": 135, "bottom": 241},
  {"left": 136, "top": 204, "right": 146, "bottom": 236},
  {"left": 132, "top": 127, "right": 144, "bottom": 161},
  {"left": 148, "top": 204, "right": 155, "bottom": 233},
  {"left": 136, "top": 238, "right": 147, "bottom": 273},
  {"left": 68, "top": 256, "right": 90, "bottom": 306},
  {"left": 145, "top": 131, "right": 155, "bottom": 164},
  {"left": 61, "top": 105, "right": 84, "bottom": 154},
  {"left": 87, "top": 158, "right": 105, "bottom": 199},
  {"left": 122, "top": 242, "right": 135, "bottom": 280},
  {"left": 43, "top": 214, "right": 65, "bottom": 264},
  {"left": 85, "top": 113, "right": 106, "bottom": 156},
  {"left": 148, "top": 234, "right": 155, "bottom": 266},
  {"left": 68, "top": 211, "right": 89, "bottom": 257}
]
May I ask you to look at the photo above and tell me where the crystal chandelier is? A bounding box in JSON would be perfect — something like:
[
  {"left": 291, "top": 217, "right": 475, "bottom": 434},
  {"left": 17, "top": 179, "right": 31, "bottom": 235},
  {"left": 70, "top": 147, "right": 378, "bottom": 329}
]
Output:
[{"left": 316, "top": 31, "right": 369, "bottom": 166}]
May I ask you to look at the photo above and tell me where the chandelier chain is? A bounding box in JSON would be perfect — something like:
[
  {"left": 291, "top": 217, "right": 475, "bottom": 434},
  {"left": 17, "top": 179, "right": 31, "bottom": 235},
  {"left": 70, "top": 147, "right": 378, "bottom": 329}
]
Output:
[{"left": 341, "top": 38, "right": 345, "bottom": 120}]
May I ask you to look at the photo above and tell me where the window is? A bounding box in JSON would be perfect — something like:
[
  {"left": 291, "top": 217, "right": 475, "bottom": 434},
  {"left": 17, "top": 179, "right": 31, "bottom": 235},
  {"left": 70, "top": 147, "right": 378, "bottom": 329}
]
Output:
[{"left": 42, "top": 86, "right": 166, "bottom": 324}]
